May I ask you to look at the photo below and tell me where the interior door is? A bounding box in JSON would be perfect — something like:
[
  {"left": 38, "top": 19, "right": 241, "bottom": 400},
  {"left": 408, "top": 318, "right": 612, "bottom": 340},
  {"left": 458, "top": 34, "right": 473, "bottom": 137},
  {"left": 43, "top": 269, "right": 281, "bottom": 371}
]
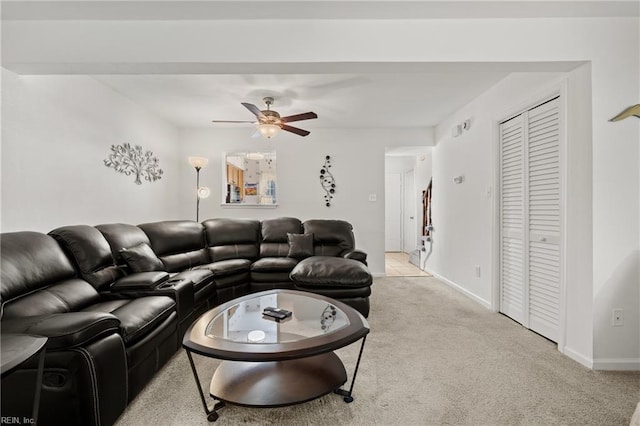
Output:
[
  {"left": 527, "top": 98, "right": 561, "bottom": 342},
  {"left": 403, "top": 169, "right": 416, "bottom": 253},
  {"left": 499, "top": 113, "right": 527, "bottom": 326},
  {"left": 385, "top": 173, "right": 402, "bottom": 251},
  {"left": 499, "top": 96, "right": 562, "bottom": 343}
]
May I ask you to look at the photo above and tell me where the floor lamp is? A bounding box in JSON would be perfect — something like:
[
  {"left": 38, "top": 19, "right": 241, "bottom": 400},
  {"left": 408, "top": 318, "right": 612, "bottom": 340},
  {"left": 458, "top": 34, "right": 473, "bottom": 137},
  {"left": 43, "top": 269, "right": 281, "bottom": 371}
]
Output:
[{"left": 188, "top": 156, "right": 210, "bottom": 222}]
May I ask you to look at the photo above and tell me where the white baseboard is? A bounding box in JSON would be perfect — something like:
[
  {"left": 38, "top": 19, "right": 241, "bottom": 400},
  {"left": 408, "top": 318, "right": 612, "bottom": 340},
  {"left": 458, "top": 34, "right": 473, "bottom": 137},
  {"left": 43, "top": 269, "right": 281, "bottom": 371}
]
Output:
[
  {"left": 592, "top": 358, "right": 640, "bottom": 371},
  {"left": 372, "top": 272, "right": 386, "bottom": 278},
  {"left": 562, "top": 347, "right": 594, "bottom": 369},
  {"left": 425, "top": 270, "right": 492, "bottom": 310},
  {"left": 563, "top": 347, "right": 640, "bottom": 370}
]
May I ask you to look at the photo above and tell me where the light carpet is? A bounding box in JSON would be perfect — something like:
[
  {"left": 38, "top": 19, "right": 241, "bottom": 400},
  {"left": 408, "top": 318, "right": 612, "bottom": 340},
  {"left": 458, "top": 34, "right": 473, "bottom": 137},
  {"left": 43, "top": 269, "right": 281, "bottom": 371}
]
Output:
[{"left": 116, "top": 276, "right": 640, "bottom": 425}]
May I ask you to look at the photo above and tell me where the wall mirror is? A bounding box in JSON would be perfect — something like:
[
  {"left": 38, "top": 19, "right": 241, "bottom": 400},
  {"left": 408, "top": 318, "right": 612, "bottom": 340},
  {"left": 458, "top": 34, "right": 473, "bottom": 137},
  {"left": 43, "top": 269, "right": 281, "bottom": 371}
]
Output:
[{"left": 223, "top": 151, "right": 277, "bottom": 206}]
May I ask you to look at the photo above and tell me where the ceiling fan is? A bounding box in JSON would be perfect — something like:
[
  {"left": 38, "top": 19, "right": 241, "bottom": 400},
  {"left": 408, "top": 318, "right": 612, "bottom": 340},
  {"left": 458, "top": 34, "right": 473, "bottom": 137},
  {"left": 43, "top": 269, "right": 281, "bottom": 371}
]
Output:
[{"left": 211, "top": 97, "right": 318, "bottom": 138}]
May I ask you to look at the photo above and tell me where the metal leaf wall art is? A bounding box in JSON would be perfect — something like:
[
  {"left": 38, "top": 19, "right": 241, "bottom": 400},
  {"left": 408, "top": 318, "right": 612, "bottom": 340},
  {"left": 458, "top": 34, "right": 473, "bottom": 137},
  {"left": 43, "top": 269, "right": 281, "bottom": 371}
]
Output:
[
  {"left": 104, "top": 143, "right": 163, "bottom": 185},
  {"left": 319, "top": 155, "right": 336, "bottom": 207}
]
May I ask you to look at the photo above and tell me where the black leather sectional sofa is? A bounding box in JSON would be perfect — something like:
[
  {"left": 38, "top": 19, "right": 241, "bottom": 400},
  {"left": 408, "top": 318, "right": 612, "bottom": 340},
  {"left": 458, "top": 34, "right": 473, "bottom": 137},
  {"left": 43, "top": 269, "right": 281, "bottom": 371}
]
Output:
[{"left": 0, "top": 217, "right": 372, "bottom": 425}]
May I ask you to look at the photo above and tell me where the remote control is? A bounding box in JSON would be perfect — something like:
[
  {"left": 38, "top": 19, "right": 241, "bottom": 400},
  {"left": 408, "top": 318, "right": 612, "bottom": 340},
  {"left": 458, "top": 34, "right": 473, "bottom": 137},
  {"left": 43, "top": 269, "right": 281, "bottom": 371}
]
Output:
[
  {"left": 263, "top": 307, "right": 292, "bottom": 320},
  {"left": 263, "top": 310, "right": 288, "bottom": 320}
]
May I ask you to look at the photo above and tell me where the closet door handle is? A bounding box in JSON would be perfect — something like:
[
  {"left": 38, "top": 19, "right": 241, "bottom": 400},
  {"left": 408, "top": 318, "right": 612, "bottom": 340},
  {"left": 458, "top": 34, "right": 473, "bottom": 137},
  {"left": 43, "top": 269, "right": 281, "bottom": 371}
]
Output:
[{"left": 539, "top": 237, "right": 547, "bottom": 242}]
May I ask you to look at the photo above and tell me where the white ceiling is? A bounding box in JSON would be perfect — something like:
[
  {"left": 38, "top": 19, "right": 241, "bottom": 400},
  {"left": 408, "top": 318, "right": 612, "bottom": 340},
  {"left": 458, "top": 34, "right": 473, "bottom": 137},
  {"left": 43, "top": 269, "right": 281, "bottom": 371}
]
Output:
[
  {"left": 93, "top": 71, "right": 511, "bottom": 129},
  {"left": 91, "top": 60, "right": 582, "bottom": 129},
  {"left": 3, "top": 0, "right": 613, "bottom": 131}
]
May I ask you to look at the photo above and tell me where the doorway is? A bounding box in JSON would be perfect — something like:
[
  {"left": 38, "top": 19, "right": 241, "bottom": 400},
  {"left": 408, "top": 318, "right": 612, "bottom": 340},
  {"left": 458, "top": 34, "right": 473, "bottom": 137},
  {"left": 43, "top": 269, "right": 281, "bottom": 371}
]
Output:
[
  {"left": 384, "top": 170, "right": 415, "bottom": 253},
  {"left": 385, "top": 149, "right": 432, "bottom": 276}
]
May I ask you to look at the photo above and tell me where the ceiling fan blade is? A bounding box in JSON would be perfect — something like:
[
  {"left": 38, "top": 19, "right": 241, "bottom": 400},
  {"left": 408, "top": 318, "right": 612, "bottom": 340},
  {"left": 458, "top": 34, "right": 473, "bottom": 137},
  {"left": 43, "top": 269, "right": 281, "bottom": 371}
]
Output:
[
  {"left": 280, "top": 112, "right": 318, "bottom": 123},
  {"left": 241, "top": 102, "right": 267, "bottom": 120},
  {"left": 211, "top": 120, "right": 256, "bottom": 123},
  {"left": 281, "top": 124, "right": 311, "bottom": 137}
]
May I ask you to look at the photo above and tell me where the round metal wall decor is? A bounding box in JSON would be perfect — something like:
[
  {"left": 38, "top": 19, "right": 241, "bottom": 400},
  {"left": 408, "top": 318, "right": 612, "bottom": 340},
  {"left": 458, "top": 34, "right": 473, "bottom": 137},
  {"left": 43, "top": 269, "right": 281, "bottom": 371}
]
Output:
[{"left": 319, "top": 155, "right": 336, "bottom": 207}]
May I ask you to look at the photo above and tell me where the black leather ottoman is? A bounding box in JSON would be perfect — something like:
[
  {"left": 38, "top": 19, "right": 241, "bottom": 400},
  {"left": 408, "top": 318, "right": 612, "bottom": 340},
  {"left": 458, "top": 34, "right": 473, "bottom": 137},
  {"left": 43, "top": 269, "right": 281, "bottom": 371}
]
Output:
[{"left": 290, "top": 256, "right": 372, "bottom": 317}]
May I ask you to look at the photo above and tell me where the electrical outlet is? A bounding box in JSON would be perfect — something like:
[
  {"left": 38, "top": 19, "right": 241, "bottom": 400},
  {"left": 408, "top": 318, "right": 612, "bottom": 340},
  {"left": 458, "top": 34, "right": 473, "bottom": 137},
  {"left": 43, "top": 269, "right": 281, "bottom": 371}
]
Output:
[
  {"left": 475, "top": 265, "right": 481, "bottom": 278},
  {"left": 612, "top": 309, "right": 624, "bottom": 326}
]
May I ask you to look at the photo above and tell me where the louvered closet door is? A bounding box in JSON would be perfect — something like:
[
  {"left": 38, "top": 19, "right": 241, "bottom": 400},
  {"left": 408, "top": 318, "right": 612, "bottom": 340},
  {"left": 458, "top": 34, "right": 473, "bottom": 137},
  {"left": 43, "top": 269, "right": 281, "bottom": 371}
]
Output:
[
  {"left": 499, "top": 114, "right": 526, "bottom": 325},
  {"left": 527, "top": 98, "right": 561, "bottom": 342},
  {"left": 499, "top": 96, "right": 561, "bottom": 343}
]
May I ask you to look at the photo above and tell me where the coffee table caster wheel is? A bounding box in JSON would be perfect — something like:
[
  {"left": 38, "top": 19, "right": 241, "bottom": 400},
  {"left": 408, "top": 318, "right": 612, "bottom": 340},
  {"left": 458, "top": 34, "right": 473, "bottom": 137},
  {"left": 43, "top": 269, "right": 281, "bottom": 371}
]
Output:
[
  {"left": 343, "top": 396, "right": 354, "bottom": 403},
  {"left": 207, "top": 412, "right": 219, "bottom": 422}
]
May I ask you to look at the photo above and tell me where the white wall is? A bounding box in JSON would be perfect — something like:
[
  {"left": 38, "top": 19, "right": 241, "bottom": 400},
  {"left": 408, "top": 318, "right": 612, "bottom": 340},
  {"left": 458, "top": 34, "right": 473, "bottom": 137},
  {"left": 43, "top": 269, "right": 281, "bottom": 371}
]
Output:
[
  {"left": 1, "top": 70, "right": 183, "bottom": 232},
  {"left": 2, "top": 13, "right": 638, "bottom": 368},
  {"left": 385, "top": 156, "right": 415, "bottom": 174},
  {"left": 429, "top": 65, "right": 638, "bottom": 368},
  {"left": 179, "top": 127, "right": 433, "bottom": 276}
]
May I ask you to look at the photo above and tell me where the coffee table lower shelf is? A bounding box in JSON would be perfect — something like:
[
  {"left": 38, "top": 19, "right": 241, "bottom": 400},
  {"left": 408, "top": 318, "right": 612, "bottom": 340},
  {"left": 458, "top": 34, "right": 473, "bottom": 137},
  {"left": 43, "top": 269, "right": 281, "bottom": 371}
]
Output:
[
  {"left": 185, "top": 335, "right": 367, "bottom": 422},
  {"left": 210, "top": 352, "right": 347, "bottom": 407}
]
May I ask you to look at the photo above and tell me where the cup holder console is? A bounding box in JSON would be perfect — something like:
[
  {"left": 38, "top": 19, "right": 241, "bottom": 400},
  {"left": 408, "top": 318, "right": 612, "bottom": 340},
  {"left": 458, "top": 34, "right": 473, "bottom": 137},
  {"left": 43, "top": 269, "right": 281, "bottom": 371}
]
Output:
[{"left": 156, "top": 281, "right": 176, "bottom": 289}]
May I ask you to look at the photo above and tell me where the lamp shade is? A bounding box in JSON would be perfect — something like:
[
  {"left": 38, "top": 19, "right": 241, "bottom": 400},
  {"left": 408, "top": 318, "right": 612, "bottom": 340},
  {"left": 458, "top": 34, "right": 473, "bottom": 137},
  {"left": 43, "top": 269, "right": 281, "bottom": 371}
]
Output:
[
  {"left": 257, "top": 123, "right": 280, "bottom": 139},
  {"left": 188, "top": 156, "right": 208, "bottom": 169}
]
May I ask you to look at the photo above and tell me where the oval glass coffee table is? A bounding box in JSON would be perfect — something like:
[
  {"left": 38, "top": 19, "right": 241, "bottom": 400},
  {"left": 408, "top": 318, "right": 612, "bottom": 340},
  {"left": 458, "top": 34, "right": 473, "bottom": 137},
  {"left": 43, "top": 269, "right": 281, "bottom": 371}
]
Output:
[{"left": 183, "top": 289, "right": 369, "bottom": 421}]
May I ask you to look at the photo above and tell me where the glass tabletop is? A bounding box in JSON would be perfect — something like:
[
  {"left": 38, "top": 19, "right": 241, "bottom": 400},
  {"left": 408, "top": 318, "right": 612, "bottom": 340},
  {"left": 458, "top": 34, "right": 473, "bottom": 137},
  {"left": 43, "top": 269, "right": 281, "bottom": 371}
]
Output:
[{"left": 205, "top": 291, "right": 350, "bottom": 344}]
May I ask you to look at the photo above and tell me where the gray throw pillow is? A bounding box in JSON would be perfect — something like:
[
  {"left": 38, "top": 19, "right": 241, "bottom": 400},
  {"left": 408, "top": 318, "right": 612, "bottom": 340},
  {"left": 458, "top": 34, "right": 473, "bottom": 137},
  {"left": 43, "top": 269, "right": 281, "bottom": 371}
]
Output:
[
  {"left": 120, "top": 242, "right": 165, "bottom": 273},
  {"left": 287, "top": 233, "right": 314, "bottom": 259}
]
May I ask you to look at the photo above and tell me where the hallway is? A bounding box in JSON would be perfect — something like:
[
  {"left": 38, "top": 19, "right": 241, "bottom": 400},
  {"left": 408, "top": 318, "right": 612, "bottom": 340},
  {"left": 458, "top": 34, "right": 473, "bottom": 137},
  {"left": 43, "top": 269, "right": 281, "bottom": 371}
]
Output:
[{"left": 385, "top": 252, "right": 430, "bottom": 277}]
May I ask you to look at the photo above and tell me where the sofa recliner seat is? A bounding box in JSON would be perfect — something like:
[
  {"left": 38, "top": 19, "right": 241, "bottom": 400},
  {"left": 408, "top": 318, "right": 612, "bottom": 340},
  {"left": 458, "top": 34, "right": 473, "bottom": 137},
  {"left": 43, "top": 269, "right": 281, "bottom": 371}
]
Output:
[
  {"left": 0, "top": 231, "right": 171, "bottom": 426},
  {"left": 290, "top": 256, "right": 372, "bottom": 317}
]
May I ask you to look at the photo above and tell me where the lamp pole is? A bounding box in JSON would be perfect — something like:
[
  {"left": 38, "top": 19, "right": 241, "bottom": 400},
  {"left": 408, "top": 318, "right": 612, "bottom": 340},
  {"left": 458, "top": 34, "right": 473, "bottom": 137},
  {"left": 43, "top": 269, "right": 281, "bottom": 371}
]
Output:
[
  {"left": 188, "top": 156, "right": 208, "bottom": 222},
  {"left": 195, "top": 166, "right": 202, "bottom": 222}
]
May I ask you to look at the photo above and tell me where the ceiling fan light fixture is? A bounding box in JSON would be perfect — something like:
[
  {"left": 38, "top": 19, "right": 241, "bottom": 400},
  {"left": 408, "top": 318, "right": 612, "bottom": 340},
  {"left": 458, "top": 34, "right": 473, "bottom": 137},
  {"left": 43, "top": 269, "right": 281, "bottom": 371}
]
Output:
[
  {"left": 246, "top": 152, "right": 265, "bottom": 160},
  {"left": 257, "top": 123, "right": 281, "bottom": 139}
]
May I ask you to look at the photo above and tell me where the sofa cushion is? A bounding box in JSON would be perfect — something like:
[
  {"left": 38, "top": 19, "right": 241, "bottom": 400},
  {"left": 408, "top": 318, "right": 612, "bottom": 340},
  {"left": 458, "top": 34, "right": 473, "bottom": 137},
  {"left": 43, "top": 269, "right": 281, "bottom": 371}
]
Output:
[
  {"left": 0, "top": 312, "right": 121, "bottom": 350},
  {"left": 83, "top": 296, "right": 175, "bottom": 345},
  {"left": 138, "top": 221, "right": 209, "bottom": 272},
  {"left": 287, "top": 233, "right": 314, "bottom": 259},
  {"left": 203, "top": 218, "right": 260, "bottom": 261},
  {"left": 1, "top": 231, "right": 78, "bottom": 304},
  {"left": 49, "top": 225, "right": 125, "bottom": 290},
  {"left": 260, "top": 217, "right": 302, "bottom": 257},
  {"left": 251, "top": 257, "right": 299, "bottom": 272},
  {"left": 2, "top": 278, "right": 101, "bottom": 318},
  {"left": 120, "top": 243, "right": 165, "bottom": 273},
  {"left": 198, "top": 259, "right": 251, "bottom": 277},
  {"left": 290, "top": 256, "right": 373, "bottom": 288},
  {"left": 97, "top": 223, "right": 152, "bottom": 265},
  {"left": 302, "top": 220, "right": 355, "bottom": 257}
]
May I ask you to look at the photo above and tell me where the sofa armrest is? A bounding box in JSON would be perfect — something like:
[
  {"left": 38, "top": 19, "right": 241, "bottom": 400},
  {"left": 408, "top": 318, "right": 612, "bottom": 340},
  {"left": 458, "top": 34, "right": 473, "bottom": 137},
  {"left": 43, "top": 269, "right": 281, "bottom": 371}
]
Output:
[
  {"left": 103, "top": 273, "right": 195, "bottom": 327},
  {"left": 1, "top": 312, "right": 120, "bottom": 350},
  {"left": 111, "top": 271, "right": 170, "bottom": 291},
  {"left": 342, "top": 249, "right": 367, "bottom": 264}
]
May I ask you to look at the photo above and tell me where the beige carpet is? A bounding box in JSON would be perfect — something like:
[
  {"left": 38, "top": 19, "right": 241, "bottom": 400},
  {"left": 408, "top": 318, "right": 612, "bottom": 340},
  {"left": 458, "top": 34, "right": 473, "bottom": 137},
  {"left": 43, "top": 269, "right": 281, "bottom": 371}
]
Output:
[{"left": 116, "top": 277, "right": 640, "bottom": 425}]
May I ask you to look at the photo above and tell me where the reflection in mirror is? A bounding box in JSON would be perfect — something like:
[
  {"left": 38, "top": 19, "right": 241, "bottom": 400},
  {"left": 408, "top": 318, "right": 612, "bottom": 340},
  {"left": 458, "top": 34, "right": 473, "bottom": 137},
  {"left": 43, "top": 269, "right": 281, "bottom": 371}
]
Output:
[{"left": 223, "top": 151, "right": 277, "bottom": 205}]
